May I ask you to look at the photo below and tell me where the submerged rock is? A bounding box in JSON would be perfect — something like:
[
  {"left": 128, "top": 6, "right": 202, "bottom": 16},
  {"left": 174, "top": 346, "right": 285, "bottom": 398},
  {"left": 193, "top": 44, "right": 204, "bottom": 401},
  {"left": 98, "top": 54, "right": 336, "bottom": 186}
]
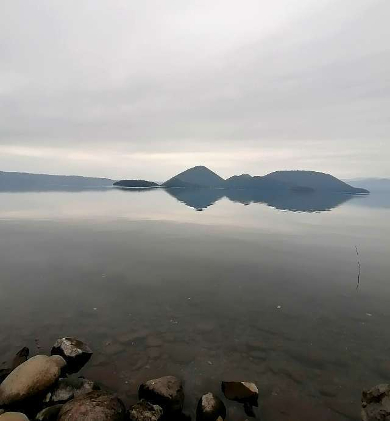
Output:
[
  {"left": 0, "top": 355, "right": 66, "bottom": 406},
  {"left": 58, "top": 391, "right": 126, "bottom": 421},
  {"left": 196, "top": 393, "right": 226, "bottom": 421},
  {"left": 45, "top": 377, "right": 99, "bottom": 404},
  {"left": 139, "top": 376, "right": 184, "bottom": 414},
  {"left": 221, "top": 381, "right": 258, "bottom": 407},
  {"left": 51, "top": 338, "right": 92, "bottom": 373},
  {"left": 361, "top": 384, "right": 390, "bottom": 421},
  {"left": 35, "top": 405, "right": 63, "bottom": 421},
  {"left": 128, "top": 400, "right": 163, "bottom": 421},
  {"left": 0, "top": 413, "right": 29, "bottom": 421}
]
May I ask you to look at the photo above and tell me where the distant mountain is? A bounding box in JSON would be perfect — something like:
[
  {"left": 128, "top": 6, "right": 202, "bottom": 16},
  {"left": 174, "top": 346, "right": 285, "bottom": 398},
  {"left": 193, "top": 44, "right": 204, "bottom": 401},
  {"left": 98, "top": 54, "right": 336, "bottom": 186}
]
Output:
[
  {"left": 224, "top": 174, "right": 290, "bottom": 190},
  {"left": 263, "top": 171, "right": 368, "bottom": 194},
  {"left": 163, "top": 167, "right": 369, "bottom": 193},
  {"left": 345, "top": 178, "right": 390, "bottom": 192},
  {"left": 0, "top": 171, "right": 113, "bottom": 191},
  {"left": 114, "top": 180, "right": 159, "bottom": 188},
  {"left": 163, "top": 165, "right": 225, "bottom": 188}
]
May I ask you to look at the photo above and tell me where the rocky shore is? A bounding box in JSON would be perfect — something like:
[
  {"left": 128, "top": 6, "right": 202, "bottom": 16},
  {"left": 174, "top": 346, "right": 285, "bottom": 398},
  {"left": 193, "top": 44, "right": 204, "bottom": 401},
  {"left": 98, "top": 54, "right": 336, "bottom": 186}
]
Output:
[
  {"left": 0, "top": 338, "right": 259, "bottom": 421},
  {"left": 0, "top": 337, "right": 388, "bottom": 421}
]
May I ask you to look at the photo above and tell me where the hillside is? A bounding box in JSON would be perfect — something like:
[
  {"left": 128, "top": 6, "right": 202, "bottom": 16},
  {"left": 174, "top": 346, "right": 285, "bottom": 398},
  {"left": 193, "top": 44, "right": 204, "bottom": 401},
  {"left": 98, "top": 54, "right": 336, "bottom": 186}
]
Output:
[
  {"left": 264, "top": 171, "right": 368, "bottom": 194},
  {"left": 224, "top": 174, "right": 290, "bottom": 190},
  {"left": 163, "top": 166, "right": 225, "bottom": 188},
  {"left": 0, "top": 171, "right": 114, "bottom": 191}
]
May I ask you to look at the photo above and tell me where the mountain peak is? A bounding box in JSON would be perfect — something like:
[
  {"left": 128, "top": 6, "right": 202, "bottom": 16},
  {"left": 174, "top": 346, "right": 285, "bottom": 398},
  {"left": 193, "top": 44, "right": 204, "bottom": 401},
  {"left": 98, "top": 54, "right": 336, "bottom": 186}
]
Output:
[{"left": 163, "top": 166, "right": 224, "bottom": 188}]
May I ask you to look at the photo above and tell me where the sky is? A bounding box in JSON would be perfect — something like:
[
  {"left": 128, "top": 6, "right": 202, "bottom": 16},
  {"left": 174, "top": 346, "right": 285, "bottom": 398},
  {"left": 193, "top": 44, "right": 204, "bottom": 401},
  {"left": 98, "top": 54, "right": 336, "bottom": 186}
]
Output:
[{"left": 1, "top": 0, "right": 389, "bottom": 181}]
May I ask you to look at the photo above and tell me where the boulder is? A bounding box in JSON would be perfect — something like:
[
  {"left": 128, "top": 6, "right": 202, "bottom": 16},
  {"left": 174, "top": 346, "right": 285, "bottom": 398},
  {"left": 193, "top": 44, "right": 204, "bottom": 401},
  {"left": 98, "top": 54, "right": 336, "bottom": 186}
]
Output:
[
  {"left": 0, "top": 413, "right": 29, "bottom": 421},
  {"left": 35, "top": 405, "right": 63, "bottom": 421},
  {"left": 45, "top": 377, "right": 99, "bottom": 404},
  {"left": 11, "top": 348, "right": 29, "bottom": 370},
  {"left": 139, "top": 376, "right": 184, "bottom": 414},
  {"left": 51, "top": 338, "right": 92, "bottom": 374},
  {"left": 57, "top": 391, "right": 126, "bottom": 421},
  {"left": 128, "top": 400, "right": 163, "bottom": 421},
  {"left": 221, "top": 382, "right": 258, "bottom": 407},
  {"left": 361, "top": 384, "right": 390, "bottom": 421},
  {"left": 0, "top": 355, "right": 66, "bottom": 407},
  {"left": 196, "top": 393, "right": 226, "bottom": 421}
]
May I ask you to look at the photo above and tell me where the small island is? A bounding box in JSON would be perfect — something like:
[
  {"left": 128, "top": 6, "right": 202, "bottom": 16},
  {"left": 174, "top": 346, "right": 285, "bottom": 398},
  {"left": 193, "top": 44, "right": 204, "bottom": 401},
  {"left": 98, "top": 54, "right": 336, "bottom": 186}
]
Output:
[{"left": 113, "top": 180, "right": 159, "bottom": 188}]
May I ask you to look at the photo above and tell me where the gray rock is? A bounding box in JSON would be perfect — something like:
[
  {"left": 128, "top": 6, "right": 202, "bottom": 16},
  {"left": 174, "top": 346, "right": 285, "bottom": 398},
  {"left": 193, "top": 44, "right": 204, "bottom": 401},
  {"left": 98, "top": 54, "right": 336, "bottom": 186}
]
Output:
[
  {"left": 128, "top": 400, "right": 163, "bottom": 421},
  {"left": 51, "top": 338, "right": 92, "bottom": 374},
  {"left": 35, "top": 405, "right": 63, "bottom": 421},
  {"left": 0, "top": 413, "right": 29, "bottom": 420},
  {"left": 196, "top": 393, "right": 226, "bottom": 421},
  {"left": 45, "top": 377, "right": 99, "bottom": 404},
  {"left": 139, "top": 376, "right": 184, "bottom": 414},
  {"left": 361, "top": 384, "right": 390, "bottom": 421},
  {"left": 221, "top": 381, "right": 258, "bottom": 407},
  {"left": 0, "top": 355, "right": 66, "bottom": 406},
  {"left": 58, "top": 391, "right": 126, "bottom": 421}
]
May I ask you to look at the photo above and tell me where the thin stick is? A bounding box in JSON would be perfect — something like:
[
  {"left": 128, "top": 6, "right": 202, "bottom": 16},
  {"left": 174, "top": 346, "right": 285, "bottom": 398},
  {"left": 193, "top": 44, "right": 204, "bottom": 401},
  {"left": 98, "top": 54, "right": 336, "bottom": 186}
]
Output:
[{"left": 355, "top": 245, "right": 361, "bottom": 290}]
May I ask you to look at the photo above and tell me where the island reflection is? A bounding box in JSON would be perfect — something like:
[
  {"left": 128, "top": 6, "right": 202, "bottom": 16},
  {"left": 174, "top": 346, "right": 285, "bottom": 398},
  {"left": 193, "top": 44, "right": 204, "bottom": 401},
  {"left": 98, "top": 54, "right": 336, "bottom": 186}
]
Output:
[{"left": 165, "top": 187, "right": 354, "bottom": 213}]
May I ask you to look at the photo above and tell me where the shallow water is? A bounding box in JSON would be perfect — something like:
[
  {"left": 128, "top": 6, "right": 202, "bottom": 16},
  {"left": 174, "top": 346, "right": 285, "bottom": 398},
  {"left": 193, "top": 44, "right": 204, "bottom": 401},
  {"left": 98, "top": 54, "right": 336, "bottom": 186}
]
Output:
[{"left": 0, "top": 188, "right": 389, "bottom": 420}]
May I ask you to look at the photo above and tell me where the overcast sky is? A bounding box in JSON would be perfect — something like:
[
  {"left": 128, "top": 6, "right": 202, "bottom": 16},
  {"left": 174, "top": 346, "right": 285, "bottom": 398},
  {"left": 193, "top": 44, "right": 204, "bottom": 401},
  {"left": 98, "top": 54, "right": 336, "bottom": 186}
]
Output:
[{"left": 1, "top": 0, "right": 389, "bottom": 180}]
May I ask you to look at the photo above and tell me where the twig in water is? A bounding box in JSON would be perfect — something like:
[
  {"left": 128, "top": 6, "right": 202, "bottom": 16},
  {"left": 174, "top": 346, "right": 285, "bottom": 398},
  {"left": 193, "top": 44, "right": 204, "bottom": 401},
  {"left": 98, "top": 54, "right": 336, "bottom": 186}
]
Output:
[{"left": 355, "top": 245, "right": 361, "bottom": 290}]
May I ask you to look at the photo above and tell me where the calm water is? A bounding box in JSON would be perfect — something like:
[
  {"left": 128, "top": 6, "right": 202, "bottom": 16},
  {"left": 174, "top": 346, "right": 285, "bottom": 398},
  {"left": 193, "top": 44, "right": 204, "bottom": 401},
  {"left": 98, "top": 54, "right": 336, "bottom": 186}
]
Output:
[{"left": 1, "top": 188, "right": 390, "bottom": 420}]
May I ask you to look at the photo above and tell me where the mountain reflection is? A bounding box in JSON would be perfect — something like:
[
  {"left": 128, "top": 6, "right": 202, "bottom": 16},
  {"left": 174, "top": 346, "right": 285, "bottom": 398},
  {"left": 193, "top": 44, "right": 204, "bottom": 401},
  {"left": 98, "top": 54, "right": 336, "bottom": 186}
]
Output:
[
  {"left": 166, "top": 187, "right": 354, "bottom": 212},
  {"left": 164, "top": 187, "right": 225, "bottom": 211}
]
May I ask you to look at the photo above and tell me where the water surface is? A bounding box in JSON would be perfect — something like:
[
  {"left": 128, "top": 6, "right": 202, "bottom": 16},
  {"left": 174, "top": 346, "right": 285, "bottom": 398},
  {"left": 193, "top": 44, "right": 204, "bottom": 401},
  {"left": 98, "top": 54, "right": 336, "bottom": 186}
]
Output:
[{"left": 0, "top": 188, "right": 389, "bottom": 421}]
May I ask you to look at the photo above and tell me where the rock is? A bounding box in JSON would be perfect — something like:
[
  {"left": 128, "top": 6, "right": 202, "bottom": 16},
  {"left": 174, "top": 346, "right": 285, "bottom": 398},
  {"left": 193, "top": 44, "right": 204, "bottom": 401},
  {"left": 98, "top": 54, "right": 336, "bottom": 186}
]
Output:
[
  {"left": 51, "top": 338, "right": 92, "bottom": 373},
  {"left": 35, "top": 405, "right": 63, "bottom": 421},
  {"left": 221, "top": 381, "right": 258, "bottom": 407},
  {"left": 146, "top": 337, "right": 163, "bottom": 347},
  {"left": 361, "top": 384, "right": 390, "bottom": 421},
  {"left": 45, "top": 377, "right": 99, "bottom": 404},
  {"left": 139, "top": 376, "right": 184, "bottom": 414},
  {"left": 0, "top": 413, "right": 29, "bottom": 421},
  {"left": 146, "top": 348, "right": 161, "bottom": 360},
  {"left": 128, "top": 400, "right": 163, "bottom": 421},
  {"left": 0, "top": 411, "right": 3, "bottom": 416},
  {"left": 196, "top": 393, "right": 226, "bottom": 421},
  {"left": 58, "top": 391, "right": 126, "bottom": 421},
  {"left": 11, "top": 348, "right": 29, "bottom": 370},
  {"left": 0, "top": 355, "right": 66, "bottom": 406}
]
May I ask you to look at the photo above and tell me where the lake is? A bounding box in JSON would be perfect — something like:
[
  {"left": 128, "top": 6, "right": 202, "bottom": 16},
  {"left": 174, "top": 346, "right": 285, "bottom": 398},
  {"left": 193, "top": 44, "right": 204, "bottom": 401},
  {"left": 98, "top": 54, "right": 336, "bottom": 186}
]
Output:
[{"left": 0, "top": 187, "right": 389, "bottom": 420}]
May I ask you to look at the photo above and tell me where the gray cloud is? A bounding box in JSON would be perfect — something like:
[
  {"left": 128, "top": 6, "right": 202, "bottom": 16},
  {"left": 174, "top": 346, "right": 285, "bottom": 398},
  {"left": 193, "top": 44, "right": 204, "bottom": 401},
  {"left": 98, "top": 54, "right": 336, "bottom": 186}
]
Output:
[{"left": 1, "top": 0, "right": 389, "bottom": 179}]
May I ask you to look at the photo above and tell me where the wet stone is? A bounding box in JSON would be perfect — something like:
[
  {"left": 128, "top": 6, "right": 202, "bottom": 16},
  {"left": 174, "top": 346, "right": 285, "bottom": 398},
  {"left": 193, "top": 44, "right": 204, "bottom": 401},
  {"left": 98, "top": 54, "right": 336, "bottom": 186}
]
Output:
[
  {"left": 0, "top": 355, "right": 66, "bottom": 406},
  {"left": 58, "top": 391, "right": 126, "bottom": 421},
  {"left": 196, "top": 392, "right": 226, "bottom": 421},
  {"left": 11, "top": 348, "right": 29, "bottom": 371},
  {"left": 361, "top": 384, "right": 390, "bottom": 421},
  {"left": 139, "top": 376, "right": 184, "bottom": 415},
  {"left": 45, "top": 377, "right": 99, "bottom": 404},
  {"left": 0, "top": 413, "right": 29, "bottom": 421},
  {"left": 128, "top": 399, "right": 163, "bottom": 421},
  {"left": 221, "top": 381, "right": 258, "bottom": 407},
  {"left": 35, "top": 404, "right": 63, "bottom": 421},
  {"left": 51, "top": 338, "right": 92, "bottom": 374}
]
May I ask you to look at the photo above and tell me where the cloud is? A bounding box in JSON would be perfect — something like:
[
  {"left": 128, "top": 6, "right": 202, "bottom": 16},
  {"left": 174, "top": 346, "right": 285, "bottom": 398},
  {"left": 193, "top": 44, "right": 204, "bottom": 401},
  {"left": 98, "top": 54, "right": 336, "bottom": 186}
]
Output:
[{"left": 0, "top": 0, "right": 389, "bottom": 178}]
